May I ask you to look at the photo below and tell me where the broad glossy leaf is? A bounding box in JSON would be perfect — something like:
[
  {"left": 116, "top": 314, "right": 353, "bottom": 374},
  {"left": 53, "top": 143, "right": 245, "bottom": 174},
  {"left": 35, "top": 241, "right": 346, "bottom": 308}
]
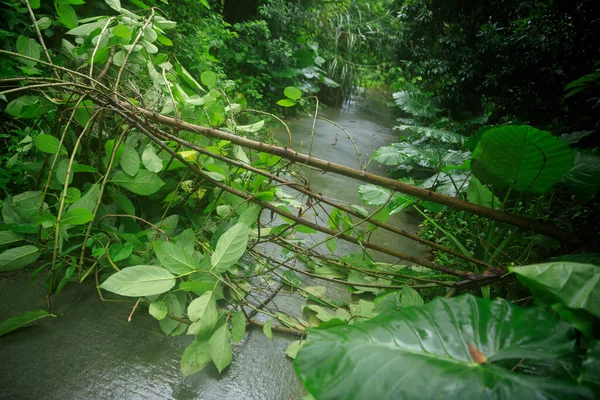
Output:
[
  {"left": 211, "top": 222, "right": 250, "bottom": 273},
  {"left": 467, "top": 177, "right": 499, "bottom": 208},
  {"left": 56, "top": 2, "right": 77, "bottom": 29},
  {"left": 149, "top": 300, "right": 167, "bottom": 320},
  {"left": 187, "top": 291, "right": 217, "bottom": 325},
  {"left": 200, "top": 71, "right": 217, "bottom": 89},
  {"left": 99, "top": 265, "right": 175, "bottom": 297},
  {"left": 112, "top": 190, "right": 135, "bottom": 215},
  {"left": 231, "top": 311, "right": 246, "bottom": 344},
  {"left": 472, "top": 125, "right": 574, "bottom": 194},
  {"left": 277, "top": 99, "right": 296, "bottom": 107},
  {"left": 0, "top": 245, "right": 40, "bottom": 271},
  {"left": 560, "top": 149, "right": 600, "bottom": 202},
  {"left": 209, "top": 324, "right": 232, "bottom": 373},
  {"left": 66, "top": 19, "right": 109, "bottom": 36},
  {"left": 0, "top": 310, "right": 54, "bottom": 337},
  {"left": 68, "top": 183, "right": 100, "bottom": 213},
  {"left": 34, "top": 134, "right": 66, "bottom": 155},
  {"left": 510, "top": 262, "right": 600, "bottom": 318},
  {"left": 120, "top": 144, "right": 140, "bottom": 176},
  {"left": 105, "top": 0, "right": 121, "bottom": 12},
  {"left": 153, "top": 240, "right": 198, "bottom": 274},
  {"left": 180, "top": 340, "right": 212, "bottom": 377},
  {"left": 358, "top": 184, "right": 392, "bottom": 205},
  {"left": 581, "top": 340, "right": 600, "bottom": 390},
  {"left": 142, "top": 145, "right": 163, "bottom": 173},
  {"left": 16, "top": 36, "right": 40, "bottom": 66},
  {"left": 0, "top": 230, "right": 24, "bottom": 247},
  {"left": 294, "top": 295, "right": 590, "bottom": 400},
  {"left": 111, "top": 170, "right": 165, "bottom": 196},
  {"left": 62, "top": 208, "right": 94, "bottom": 225},
  {"left": 401, "top": 285, "right": 423, "bottom": 307},
  {"left": 395, "top": 125, "right": 466, "bottom": 145},
  {"left": 392, "top": 91, "right": 441, "bottom": 119},
  {"left": 284, "top": 86, "right": 303, "bottom": 100}
]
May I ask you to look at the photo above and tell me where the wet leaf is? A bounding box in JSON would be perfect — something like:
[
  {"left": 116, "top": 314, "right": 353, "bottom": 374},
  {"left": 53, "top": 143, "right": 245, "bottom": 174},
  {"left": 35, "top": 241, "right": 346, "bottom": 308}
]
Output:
[
  {"left": 294, "top": 295, "right": 588, "bottom": 400},
  {"left": 209, "top": 324, "right": 232, "bottom": 373},
  {"left": 0, "top": 245, "right": 40, "bottom": 271},
  {"left": 231, "top": 311, "right": 246, "bottom": 344},
  {"left": 99, "top": 265, "right": 176, "bottom": 297},
  {"left": 211, "top": 222, "right": 250, "bottom": 273},
  {"left": 0, "top": 310, "right": 55, "bottom": 337}
]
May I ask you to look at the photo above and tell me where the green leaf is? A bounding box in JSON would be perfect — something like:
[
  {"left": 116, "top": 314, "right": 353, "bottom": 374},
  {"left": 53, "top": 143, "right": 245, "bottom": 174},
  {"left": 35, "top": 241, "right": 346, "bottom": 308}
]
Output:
[
  {"left": 0, "top": 245, "right": 40, "bottom": 271},
  {"left": 0, "top": 310, "right": 55, "bottom": 337},
  {"left": 358, "top": 185, "right": 391, "bottom": 205},
  {"left": 180, "top": 340, "right": 212, "bottom": 377},
  {"left": 56, "top": 159, "right": 73, "bottom": 184},
  {"left": 112, "top": 24, "right": 131, "bottom": 39},
  {"left": 467, "top": 177, "right": 499, "bottom": 208},
  {"left": 99, "top": 265, "right": 176, "bottom": 297},
  {"left": 105, "top": 0, "right": 121, "bottom": 12},
  {"left": 30, "top": 0, "right": 41, "bottom": 8},
  {"left": 68, "top": 183, "right": 100, "bottom": 213},
  {"left": 285, "top": 340, "right": 304, "bottom": 359},
  {"left": 34, "top": 134, "right": 66, "bottom": 155},
  {"left": 392, "top": 90, "right": 441, "bottom": 119},
  {"left": 294, "top": 295, "right": 589, "bottom": 400},
  {"left": 111, "top": 170, "right": 165, "bottom": 196},
  {"left": 581, "top": 340, "right": 600, "bottom": 390},
  {"left": 0, "top": 230, "right": 24, "bottom": 247},
  {"left": 236, "top": 120, "right": 265, "bottom": 133},
  {"left": 120, "top": 144, "right": 140, "bottom": 176},
  {"left": 401, "top": 285, "right": 424, "bottom": 307},
  {"left": 263, "top": 319, "right": 273, "bottom": 339},
  {"left": 61, "top": 208, "right": 93, "bottom": 226},
  {"left": 209, "top": 324, "right": 232, "bottom": 373},
  {"left": 149, "top": 300, "right": 168, "bottom": 320},
  {"left": 141, "top": 145, "right": 163, "bottom": 173},
  {"left": 108, "top": 243, "right": 133, "bottom": 262},
  {"left": 231, "top": 311, "right": 246, "bottom": 344},
  {"left": 66, "top": 19, "right": 109, "bottom": 36},
  {"left": 175, "top": 228, "right": 196, "bottom": 253},
  {"left": 560, "top": 149, "right": 600, "bottom": 202},
  {"left": 112, "top": 190, "right": 135, "bottom": 215},
  {"left": 16, "top": 36, "right": 40, "bottom": 66},
  {"left": 284, "top": 86, "right": 302, "bottom": 100},
  {"left": 510, "top": 262, "right": 600, "bottom": 318},
  {"left": 153, "top": 240, "right": 198, "bottom": 274},
  {"left": 472, "top": 125, "right": 574, "bottom": 194},
  {"left": 200, "top": 71, "right": 217, "bottom": 89},
  {"left": 55, "top": 1, "right": 78, "bottom": 29},
  {"left": 211, "top": 222, "right": 250, "bottom": 273},
  {"left": 277, "top": 99, "right": 296, "bottom": 107},
  {"left": 187, "top": 291, "right": 218, "bottom": 336}
]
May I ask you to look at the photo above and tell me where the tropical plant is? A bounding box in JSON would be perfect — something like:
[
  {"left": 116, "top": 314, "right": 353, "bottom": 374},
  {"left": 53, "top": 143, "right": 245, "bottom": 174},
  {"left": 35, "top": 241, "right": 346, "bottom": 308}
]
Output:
[{"left": 294, "top": 261, "right": 600, "bottom": 400}]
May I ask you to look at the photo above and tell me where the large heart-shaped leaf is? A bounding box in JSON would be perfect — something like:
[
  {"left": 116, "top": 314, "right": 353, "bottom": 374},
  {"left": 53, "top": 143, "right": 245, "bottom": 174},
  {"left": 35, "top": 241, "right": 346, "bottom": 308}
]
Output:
[
  {"left": 510, "top": 262, "right": 600, "bottom": 318},
  {"left": 472, "top": 125, "right": 574, "bottom": 194},
  {"left": 294, "top": 295, "right": 592, "bottom": 400},
  {"left": 99, "top": 265, "right": 175, "bottom": 297},
  {"left": 560, "top": 148, "right": 600, "bottom": 202}
]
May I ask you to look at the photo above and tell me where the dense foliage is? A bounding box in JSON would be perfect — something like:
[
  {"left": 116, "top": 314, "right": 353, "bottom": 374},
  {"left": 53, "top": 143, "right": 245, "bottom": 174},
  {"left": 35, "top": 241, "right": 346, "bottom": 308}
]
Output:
[{"left": 0, "top": 1, "right": 598, "bottom": 399}]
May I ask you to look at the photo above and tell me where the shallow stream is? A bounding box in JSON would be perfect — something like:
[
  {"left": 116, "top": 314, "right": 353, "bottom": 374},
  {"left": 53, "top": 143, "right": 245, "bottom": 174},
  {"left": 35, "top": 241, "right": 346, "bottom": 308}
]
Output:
[{"left": 0, "top": 91, "right": 425, "bottom": 399}]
